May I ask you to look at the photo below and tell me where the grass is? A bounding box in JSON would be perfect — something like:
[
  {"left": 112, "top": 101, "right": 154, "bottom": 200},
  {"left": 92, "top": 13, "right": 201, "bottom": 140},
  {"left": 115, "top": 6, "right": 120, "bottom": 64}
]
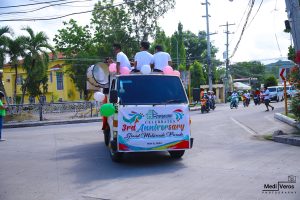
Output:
[
  {"left": 263, "top": 134, "right": 273, "bottom": 141},
  {"left": 286, "top": 113, "right": 297, "bottom": 120}
]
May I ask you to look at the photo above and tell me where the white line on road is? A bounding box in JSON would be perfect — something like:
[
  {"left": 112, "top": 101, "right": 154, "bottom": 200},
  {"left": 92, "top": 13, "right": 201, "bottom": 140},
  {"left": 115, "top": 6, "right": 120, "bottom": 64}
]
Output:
[{"left": 230, "top": 117, "right": 257, "bottom": 135}]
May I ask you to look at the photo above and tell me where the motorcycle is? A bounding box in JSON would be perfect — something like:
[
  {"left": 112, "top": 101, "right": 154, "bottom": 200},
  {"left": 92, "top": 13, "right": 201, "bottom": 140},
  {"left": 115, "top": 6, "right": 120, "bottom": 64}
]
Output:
[
  {"left": 209, "top": 98, "right": 216, "bottom": 110},
  {"left": 253, "top": 95, "right": 260, "bottom": 105},
  {"left": 230, "top": 97, "right": 239, "bottom": 109},
  {"left": 200, "top": 98, "right": 210, "bottom": 113}
]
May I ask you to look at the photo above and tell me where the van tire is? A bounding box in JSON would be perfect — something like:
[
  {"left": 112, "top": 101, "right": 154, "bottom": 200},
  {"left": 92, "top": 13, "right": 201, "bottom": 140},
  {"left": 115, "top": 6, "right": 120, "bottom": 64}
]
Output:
[
  {"left": 103, "top": 128, "right": 110, "bottom": 146},
  {"left": 276, "top": 97, "right": 279, "bottom": 102},
  {"left": 169, "top": 150, "right": 185, "bottom": 159},
  {"left": 109, "top": 141, "right": 123, "bottom": 162}
]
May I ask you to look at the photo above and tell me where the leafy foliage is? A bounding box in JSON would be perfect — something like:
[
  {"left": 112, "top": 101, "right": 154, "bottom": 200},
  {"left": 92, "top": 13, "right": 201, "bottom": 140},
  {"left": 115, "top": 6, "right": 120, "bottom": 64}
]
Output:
[
  {"left": 290, "top": 93, "right": 300, "bottom": 121},
  {"left": 264, "top": 75, "right": 278, "bottom": 88},
  {"left": 125, "top": 0, "right": 175, "bottom": 41},
  {"left": 230, "top": 61, "right": 265, "bottom": 86},
  {"left": 21, "top": 27, "right": 54, "bottom": 102},
  {"left": 190, "top": 61, "right": 206, "bottom": 88},
  {"left": 91, "top": 0, "right": 138, "bottom": 57}
]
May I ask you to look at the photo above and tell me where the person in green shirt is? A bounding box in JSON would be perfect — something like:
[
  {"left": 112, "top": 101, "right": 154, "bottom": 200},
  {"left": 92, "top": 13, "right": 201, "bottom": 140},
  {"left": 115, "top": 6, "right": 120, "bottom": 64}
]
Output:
[{"left": 0, "top": 91, "right": 6, "bottom": 141}]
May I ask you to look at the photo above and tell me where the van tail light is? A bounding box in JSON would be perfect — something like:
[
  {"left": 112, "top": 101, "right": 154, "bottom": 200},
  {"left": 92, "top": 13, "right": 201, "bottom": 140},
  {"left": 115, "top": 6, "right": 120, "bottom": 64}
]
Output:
[
  {"left": 189, "top": 118, "right": 192, "bottom": 125},
  {"left": 113, "top": 120, "right": 118, "bottom": 128}
]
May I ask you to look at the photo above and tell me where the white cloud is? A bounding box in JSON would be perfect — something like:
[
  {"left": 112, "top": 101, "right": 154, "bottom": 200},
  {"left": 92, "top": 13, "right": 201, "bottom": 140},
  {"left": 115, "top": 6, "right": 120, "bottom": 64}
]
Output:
[{"left": 1, "top": 0, "right": 291, "bottom": 64}]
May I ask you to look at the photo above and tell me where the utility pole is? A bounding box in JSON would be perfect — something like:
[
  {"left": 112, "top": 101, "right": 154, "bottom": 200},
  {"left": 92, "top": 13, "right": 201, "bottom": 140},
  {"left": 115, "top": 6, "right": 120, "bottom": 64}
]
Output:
[
  {"left": 285, "top": 0, "right": 300, "bottom": 64},
  {"left": 220, "top": 22, "right": 235, "bottom": 102},
  {"left": 202, "top": 0, "right": 216, "bottom": 91}
]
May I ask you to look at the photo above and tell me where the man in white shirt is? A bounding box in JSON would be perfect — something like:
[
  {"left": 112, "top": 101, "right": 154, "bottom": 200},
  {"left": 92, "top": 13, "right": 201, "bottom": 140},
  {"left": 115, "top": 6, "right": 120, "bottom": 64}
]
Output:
[
  {"left": 113, "top": 43, "right": 131, "bottom": 74},
  {"left": 133, "top": 41, "right": 153, "bottom": 72},
  {"left": 153, "top": 45, "right": 172, "bottom": 72},
  {"left": 263, "top": 86, "right": 274, "bottom": 111}
]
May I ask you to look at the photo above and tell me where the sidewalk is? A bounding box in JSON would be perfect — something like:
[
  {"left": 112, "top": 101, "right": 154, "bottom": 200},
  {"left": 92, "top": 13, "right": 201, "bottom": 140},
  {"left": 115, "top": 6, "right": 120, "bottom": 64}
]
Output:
[{"left": 4, "top": 104, "right": 216, "bottom": 129}]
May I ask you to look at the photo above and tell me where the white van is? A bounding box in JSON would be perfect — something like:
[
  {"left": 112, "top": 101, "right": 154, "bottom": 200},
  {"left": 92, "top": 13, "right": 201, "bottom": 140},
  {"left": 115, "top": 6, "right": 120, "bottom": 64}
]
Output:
[
  {"left": 101, "top": 74, "right": 193, "bottom": 162},
  {"left": 268, "top": 86, "right": 284, "bottom": 102}
]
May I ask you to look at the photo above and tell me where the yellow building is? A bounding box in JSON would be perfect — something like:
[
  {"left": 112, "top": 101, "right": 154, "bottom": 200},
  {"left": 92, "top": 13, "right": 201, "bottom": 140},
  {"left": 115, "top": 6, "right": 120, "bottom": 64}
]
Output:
[{"left": 3, "top": 53, "right": 83, "bottom": 104}]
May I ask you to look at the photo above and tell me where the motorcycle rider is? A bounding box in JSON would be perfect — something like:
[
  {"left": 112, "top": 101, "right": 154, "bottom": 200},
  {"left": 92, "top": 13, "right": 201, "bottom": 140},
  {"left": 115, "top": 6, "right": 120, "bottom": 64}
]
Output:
[{"left": 231, "top": 90, "right": 239, "bottom": 108}]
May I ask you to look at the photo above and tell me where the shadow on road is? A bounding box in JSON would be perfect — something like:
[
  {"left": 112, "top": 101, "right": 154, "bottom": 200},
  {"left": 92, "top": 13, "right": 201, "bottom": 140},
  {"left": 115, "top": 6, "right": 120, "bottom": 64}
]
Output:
[{"left": 53, "top": 141, "right": 186, "bottom": 185}]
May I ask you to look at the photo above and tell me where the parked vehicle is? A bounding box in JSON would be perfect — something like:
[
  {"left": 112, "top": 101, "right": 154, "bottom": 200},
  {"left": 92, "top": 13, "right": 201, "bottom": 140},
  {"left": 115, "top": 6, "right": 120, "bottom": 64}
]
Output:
[
  {"left": 268, "top": 86, "right": 284, "bottom": 102},
  {"left": 286, "top": 85, "right": 297, "bottom": 98},
  {"left": 99, "top": 74, "right": 193, "bottom": 162}
]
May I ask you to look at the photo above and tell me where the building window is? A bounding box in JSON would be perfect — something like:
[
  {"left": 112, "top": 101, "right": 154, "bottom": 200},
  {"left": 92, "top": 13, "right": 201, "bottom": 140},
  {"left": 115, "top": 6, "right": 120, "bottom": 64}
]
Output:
[
  {"left": 49, "top": 72, "right": 53, "bottom": 83},
  {"left": 29, "top": 96, "right": 35, "bottom": 104},
  {"left": 16, "top": 75, "right": 23, "bottom": 85},
  {"left": 56, "top": 72, "right": 64, "bottom": 90}
]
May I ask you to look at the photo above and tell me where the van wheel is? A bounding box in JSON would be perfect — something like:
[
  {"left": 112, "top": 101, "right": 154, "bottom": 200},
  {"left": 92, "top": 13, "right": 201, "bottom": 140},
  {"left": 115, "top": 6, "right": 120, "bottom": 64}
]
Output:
[
  {"left": 103, "top": 128, "right": 110, "bottom": 146},
  {"left": 109, "top": 141, "right": 123, "bottom": 162},
  {"left": 276, "top": 97, "right": 279, "bottom": 102},
  {"left": 169, "top": 150, "right": 185, "bottom": 159}
]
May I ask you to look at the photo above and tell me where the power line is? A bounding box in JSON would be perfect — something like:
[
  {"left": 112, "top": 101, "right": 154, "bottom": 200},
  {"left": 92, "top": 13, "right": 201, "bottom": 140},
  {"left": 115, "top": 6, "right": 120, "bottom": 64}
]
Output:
[
  {"left": 230, "top": 0, "right": 256, "bottom": 58},
  {"left": 0, "top": 1, "right": 129, "bottom": 22},
  {"left": 0, "top": 0, "right": 92, "bottom": 16},
  {"left": 0, "top": 0, "right": 71, "bottom": 9},
  {"left": 246, "top": 0, "right": 264, "bottom": 28}
]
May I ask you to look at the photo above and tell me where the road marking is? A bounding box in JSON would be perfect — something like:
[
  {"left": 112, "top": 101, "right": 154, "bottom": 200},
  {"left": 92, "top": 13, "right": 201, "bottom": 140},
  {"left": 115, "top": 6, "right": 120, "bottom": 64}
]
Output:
[{"left": 230, "top": 117, "right": 257, "bottom": 135}]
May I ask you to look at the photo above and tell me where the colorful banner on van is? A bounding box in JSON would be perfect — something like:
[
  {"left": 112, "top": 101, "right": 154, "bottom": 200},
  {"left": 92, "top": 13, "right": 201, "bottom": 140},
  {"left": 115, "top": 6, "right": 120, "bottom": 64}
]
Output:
[{"left": 117, "top": 105, "right": 190, "bottom": 152}]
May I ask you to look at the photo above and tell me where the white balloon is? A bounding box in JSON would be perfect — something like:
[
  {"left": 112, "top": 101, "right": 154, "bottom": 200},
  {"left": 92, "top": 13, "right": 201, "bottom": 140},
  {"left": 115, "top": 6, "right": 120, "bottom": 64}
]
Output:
[
  {"left": 141, "top": 65, "right": 151, "bottom": 74},
  {"left": 93, "top": 92, "right": 105, "bottom": 102}
]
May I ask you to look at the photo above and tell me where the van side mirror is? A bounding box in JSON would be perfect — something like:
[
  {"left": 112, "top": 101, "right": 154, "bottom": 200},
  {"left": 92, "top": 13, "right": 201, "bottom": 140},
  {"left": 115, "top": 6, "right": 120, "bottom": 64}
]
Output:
[{"left": 110, "top": 90, "right": 118, "bottom": 104}]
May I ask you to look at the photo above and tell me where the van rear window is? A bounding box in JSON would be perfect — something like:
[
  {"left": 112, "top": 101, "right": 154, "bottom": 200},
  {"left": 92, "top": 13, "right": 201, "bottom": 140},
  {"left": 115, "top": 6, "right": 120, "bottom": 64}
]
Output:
[{"left": 117, "top": 75, "right": 188, "bottom": 105}]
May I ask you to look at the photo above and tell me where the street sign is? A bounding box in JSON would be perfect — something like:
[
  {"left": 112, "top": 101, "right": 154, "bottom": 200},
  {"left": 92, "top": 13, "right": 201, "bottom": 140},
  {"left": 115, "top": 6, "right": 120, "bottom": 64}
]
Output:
[{"left": 280, "top": 68, "right": 286, "bottom": 81}]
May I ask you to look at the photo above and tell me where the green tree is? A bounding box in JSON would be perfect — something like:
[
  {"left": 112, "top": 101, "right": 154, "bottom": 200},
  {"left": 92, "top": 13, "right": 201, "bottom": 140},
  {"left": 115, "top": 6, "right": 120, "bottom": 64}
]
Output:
[
  {"left": 171, "top": 23, "right": 186, "bottom": 70},
  {"left": 190, "top": 61, "right": 206, "bottom": 88},
  {"left": 0, "top": 26, "right": 11, "bottom": 105},
  {"left": 6, "top": 36, "right": 26, "bottom": 103},
  {"left": 54, "top": 19, "right": 93, "bottom": 57},
  {"left": 54, "top": 19, "right": 98, "bottom": 99},
  {"left": 21, "top": 27, "right": 53, "bottom": 104},
  {"left": 125, "top": 0, "right": 175, "bottom": 41},
  {"left": 151, "top": 27, "right": 171, "bottom": 53},
  {"left": 0, "top": 26, "right": 10, "bottom": 67},
  {"left": 230, "top": 61, "right": 265, "bottom": 86},
  {"left": 91, "top": 0, "right": 138, "bottom": 57},
  {"left": 264, "top": 75, "right": 278, "bottom": 88}
]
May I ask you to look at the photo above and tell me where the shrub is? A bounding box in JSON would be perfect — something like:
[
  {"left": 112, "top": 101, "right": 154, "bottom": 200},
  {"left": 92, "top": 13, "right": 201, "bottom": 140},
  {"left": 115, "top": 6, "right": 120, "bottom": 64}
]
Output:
[{"left": 290, "top": 93, "right": 300, "bottom": 121}]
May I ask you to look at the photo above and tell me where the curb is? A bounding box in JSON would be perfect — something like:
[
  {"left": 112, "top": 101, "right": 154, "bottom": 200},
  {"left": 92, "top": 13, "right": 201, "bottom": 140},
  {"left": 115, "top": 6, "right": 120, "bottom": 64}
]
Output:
[
  {"left": 273, "top": 135, "right": 300, "bottom": 147},
  {"left": 4, "top": 118, "right": 101, "bottom": 129},
  {"left": 273, "top": 113, "right": 300, "bottom": 146},
  {"left": 274, "top": 113, "right": 298, "bottom": 128}
]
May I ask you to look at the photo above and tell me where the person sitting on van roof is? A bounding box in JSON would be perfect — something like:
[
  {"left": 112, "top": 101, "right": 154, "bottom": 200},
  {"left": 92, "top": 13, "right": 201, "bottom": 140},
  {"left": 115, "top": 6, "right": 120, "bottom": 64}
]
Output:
[
  {"left": 113, "top": 43, "right": 131, "bottom": 74},
  {"left": 133, "top": 41, "right": 154, "bottom": 72},
  {"left": 153, "top": 45, "right": 172, "bottom": 72}
]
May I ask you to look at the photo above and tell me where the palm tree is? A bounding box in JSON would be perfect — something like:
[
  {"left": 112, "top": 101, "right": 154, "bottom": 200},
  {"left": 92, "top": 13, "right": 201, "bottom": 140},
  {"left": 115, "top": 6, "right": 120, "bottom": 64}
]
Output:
[
  {"left": 0, "top": 26, "right": 10, "bottom": 66},
  {"left": 6, "top": 36, "right": 26, "bottom": 104},
  {"left": 0, "top": 26, "right": 12, "bottom": 105},
  {"left": 21, "top": 27, "right": 54, "bottom": 104}
]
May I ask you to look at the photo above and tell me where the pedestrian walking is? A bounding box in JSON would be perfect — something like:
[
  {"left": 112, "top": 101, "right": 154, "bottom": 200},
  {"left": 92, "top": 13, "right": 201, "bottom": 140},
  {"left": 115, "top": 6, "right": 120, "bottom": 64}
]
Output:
[
  {"left": 153, "top": 45, "right": 172, "bottom": 72},
  {"left": 263, "top": 86, "right": 274, "bottom": 112},
  {"left": 133, "top": 41, "right": 153, "bottom": 72},
  {"left": 0, "top": 91, "right": 6, "bottom": 141}
]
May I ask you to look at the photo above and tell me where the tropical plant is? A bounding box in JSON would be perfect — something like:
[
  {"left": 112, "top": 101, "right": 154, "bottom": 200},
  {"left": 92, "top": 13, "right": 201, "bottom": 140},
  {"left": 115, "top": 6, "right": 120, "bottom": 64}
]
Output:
[
  {"left": 6, "top": 36, "right": 26, "bottom": 103},
  {"left": 20, "top": 27, "right": 54, "bottom": 104}
]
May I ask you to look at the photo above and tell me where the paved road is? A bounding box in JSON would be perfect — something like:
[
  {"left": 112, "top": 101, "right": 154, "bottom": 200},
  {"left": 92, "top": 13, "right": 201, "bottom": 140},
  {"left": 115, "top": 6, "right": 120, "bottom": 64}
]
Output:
[{"left": 0, "top": 102, "right": 299, "bottom": 200}]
